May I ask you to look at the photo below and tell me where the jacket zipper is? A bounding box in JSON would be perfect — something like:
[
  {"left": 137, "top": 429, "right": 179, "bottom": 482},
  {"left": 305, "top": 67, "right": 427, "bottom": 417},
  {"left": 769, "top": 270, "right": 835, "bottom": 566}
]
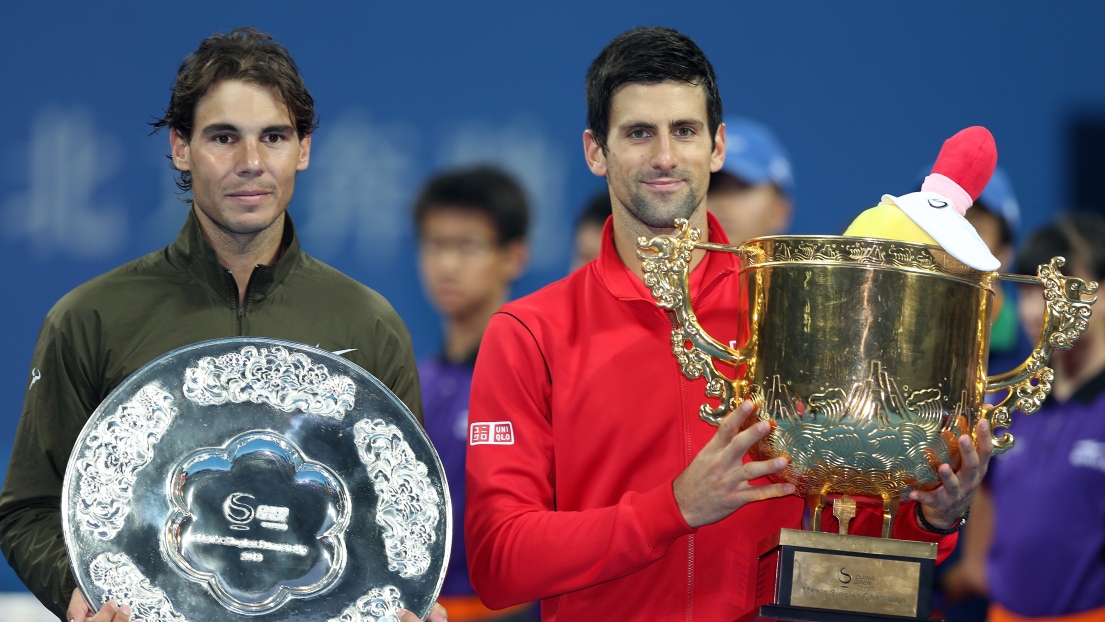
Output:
[
  {"left": 666, "top": 312, "right": 695, "bottom": 620},
  {"left": 225, "top": 270, "right": 241, "bottom": 333},
  {"left": 669, "top": 268, "right": 735, "bottom": 620},
  {"left": 229, "top": 268, "right": 260, "bottom": 335},
  {"left": 238, "top": 268, "right": 263, "bottom": 335},
  {"left": 684, "top": 374, "right": 695, "bottom": 622}
]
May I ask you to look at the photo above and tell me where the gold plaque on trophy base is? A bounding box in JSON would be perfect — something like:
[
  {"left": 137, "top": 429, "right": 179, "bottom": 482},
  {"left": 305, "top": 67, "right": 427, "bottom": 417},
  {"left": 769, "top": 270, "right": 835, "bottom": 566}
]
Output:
[{"left": 739, "top": 530, "right": 936, "bottom": 622}]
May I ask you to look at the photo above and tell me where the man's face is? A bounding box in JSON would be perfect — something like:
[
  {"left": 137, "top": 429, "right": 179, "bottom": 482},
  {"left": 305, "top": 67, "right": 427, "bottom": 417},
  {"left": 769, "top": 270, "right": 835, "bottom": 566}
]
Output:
[
  {"left": 584, "top": 81, "right": 725, "bottom": 229},
  {"left": 707, "top": 175, "right": 791, "bottom": 245},
  {"left": 418, "top": 208, "right": 526, "bottom": 319},
  {"left": 170, "top": 80, "right": 311, "bottom": 238}
]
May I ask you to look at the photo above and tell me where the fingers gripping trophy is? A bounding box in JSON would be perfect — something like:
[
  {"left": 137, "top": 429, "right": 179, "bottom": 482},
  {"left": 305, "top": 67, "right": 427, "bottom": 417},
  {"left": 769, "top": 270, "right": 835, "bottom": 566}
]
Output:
[{"left": 639, "top": 127, "right": 1098, "bottom": 622}]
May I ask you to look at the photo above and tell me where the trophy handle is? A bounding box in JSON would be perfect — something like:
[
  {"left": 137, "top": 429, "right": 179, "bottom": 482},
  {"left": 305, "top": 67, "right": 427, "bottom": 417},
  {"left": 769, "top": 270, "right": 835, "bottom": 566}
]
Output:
[
  {"left": 638, "top": 219, "right": 749, "bottom": 426},
  {"left": 983, "top": 257, "right": 1098, "bottom": 454}
]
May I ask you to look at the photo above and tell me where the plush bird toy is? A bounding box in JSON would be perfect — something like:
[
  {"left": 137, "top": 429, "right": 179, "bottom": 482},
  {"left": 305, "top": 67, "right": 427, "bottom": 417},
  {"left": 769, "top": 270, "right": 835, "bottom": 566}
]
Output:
[{"left": 844, "top": 126, "right": 1001, "bottom": 271}]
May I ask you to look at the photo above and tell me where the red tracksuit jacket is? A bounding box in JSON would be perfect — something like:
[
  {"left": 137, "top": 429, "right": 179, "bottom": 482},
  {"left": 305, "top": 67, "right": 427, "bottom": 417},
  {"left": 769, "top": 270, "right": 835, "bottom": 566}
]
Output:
[{"left": 465, "top": 215, "right": 955, "bottom": 621}]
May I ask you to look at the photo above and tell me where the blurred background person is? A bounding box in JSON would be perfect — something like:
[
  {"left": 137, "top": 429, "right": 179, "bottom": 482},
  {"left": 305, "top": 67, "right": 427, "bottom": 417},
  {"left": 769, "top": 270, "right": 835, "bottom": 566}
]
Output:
[
  {"left": 413, "top": 165, "right": 535, "bottom": 622},
  {"left": 983, "top": 212, "right": 1105, "bottom": 622},
  {"left": 569, "top": 191, "right": 611, "bottom": 271},
  {"left": 707, "top": 116, "right": 794, "bottom": 245}
]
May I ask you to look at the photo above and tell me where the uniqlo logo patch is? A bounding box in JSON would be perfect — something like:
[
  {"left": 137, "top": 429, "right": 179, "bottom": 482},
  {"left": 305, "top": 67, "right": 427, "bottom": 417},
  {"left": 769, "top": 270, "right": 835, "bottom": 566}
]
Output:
[{"left": 470, "top": 421, "right": 515, "bottom": 445}]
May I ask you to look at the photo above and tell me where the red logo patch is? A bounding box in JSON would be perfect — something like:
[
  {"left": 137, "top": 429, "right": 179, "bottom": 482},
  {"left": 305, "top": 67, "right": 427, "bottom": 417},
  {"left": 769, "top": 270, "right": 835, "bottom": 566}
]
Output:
[{"left": 470, "top": 421, "right": 514, "bottom": 445}]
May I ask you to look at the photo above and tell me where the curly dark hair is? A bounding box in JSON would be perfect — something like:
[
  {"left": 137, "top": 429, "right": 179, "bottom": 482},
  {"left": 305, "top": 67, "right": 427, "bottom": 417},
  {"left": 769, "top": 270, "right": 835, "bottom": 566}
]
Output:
[
  {"left": 151, "top": 27, "right": 319, "bottom": 193},
  {"left": 585, "top": 26, "right": 722, "bottom": 153}
]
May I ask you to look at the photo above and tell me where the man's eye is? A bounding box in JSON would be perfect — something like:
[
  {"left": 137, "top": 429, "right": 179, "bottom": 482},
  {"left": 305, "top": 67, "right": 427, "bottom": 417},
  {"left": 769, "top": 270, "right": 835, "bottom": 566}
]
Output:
[
  {"left": 263, "top": 133, "right": 286, "bottom": 143},
  {"left": 214, "top": 135, "right": 234, "bottom": 144},
  {"left": 629, "top": 129, "right": 651, "bottom": 140},
  {"left": 674, "top": 127, "right": 694, "bottom": 137}
]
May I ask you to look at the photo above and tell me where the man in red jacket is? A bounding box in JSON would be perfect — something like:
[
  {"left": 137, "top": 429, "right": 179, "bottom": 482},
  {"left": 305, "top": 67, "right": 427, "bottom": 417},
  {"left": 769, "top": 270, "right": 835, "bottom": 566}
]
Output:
[{"left": 465, "top": 26, "right": 991, "bottom": 621}]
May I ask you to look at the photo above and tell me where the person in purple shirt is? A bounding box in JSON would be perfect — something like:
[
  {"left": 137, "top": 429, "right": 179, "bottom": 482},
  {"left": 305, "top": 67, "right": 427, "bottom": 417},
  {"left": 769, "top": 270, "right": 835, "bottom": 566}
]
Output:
[
  {"left": 983, "top": 212, "right": 1105, "bottom": 621},
  {"left": 413, "top": 166, "right": 533, "bottom": 622}
]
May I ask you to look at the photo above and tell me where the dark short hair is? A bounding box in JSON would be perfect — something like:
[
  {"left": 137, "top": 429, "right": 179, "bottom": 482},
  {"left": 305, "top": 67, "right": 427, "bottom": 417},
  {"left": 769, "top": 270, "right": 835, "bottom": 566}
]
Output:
[
  {"left": 1015, "top": 212, "right": 1105, "bottom": 280},
  {"left": 413, "top": 165, "right": 530, "bottom": 246},
  {"left": 585, "top": 26, "right": 722, "bottom": 153},
  {"left": 152, "top": 27, "right": 319, "bottom": 192},
  {"left": 576, "top": 191, "right": 612, "bottom": 230}
]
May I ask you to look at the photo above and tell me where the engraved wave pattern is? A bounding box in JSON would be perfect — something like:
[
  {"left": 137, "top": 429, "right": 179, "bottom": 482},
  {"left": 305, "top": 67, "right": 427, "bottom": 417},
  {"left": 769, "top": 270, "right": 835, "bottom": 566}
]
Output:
[
  {"left": 183, "top": 345, "right": 355, "bottom": 419},
  {"left": 755, "top": 364, "right": 970, "bottom": 498},
  {"left": 75, "top": 385, "right": 177, "bottom": 539},
  {"left": 355, "top": 419, "right": 440, "bottom": 578},
  {"left": 90, "top": 552, "right": 187, "bottom": 622},
  {"left": 328, "top": 585, "right": 405, "bottom": 622}
]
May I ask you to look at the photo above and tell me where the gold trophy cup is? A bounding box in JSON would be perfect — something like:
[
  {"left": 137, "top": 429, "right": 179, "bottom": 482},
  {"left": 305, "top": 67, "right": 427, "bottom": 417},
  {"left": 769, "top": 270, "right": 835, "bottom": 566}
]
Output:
[{"left": 638, "top": 221, "right": 1098, "bottom": 622}]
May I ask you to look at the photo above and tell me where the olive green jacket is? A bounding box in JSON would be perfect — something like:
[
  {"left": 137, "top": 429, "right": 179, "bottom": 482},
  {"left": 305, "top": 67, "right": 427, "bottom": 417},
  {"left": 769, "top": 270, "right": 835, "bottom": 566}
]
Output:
[{"left": 0, "top": 211, "right": 421, "bottom": 618}]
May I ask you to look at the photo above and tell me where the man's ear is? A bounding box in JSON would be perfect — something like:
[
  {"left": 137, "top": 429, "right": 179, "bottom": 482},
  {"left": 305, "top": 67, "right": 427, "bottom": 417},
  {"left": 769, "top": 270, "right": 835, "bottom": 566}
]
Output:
[
  {"left": 583, "top": 130, "right": 607, "bottom": 177},
  {"left": 169, "top": 129, "right": 191, "bottom": 172},
  {"left": 770, "top": 194, "right": 794, "bottom": 236},
  {"left": 710, "top": 122, "right": 727, "bottom": 173},
  {"left": 297, "top": 133, "right": 312, "bottom": 171},
  {"left": 503, "top": 240, "right": 529, "bottom": 282}
]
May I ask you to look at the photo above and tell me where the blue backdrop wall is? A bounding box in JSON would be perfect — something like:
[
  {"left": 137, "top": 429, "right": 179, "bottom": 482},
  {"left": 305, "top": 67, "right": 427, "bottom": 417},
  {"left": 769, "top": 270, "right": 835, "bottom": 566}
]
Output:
[{"left": 2, "top": 0, "right": 1103, "bottom": 593}]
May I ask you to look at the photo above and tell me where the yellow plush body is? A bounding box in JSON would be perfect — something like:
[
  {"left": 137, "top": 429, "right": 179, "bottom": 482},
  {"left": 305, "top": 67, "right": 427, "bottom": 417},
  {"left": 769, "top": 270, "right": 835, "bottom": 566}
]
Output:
[{"left": 843, "top": 201, "right": 938, "bottom": 245}]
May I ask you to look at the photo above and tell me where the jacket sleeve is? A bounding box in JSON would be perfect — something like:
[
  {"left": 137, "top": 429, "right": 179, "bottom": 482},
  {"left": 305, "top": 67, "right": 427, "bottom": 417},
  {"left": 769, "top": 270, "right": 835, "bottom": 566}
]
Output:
[
  {"left": 376, "top": 318, "right": 423, "bottom": 425},
  {"left": 464, "top": 312, "right": 694, "bottom": 609},
  {"left": 0, "top": 307, "right": 100, "bottom": 618},
  {"left": 352, "top": 300, "right": 423, "bottom": 425}
]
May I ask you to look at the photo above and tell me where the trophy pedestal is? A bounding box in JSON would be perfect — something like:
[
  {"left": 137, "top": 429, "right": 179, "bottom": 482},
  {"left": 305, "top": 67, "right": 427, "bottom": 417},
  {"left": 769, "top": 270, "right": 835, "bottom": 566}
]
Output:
[
  {"left": 737, "top": 603, "right": 940, "bottom": 622},
  {"left": 739, "top": 529, "right": 938, "bottom": 622}
]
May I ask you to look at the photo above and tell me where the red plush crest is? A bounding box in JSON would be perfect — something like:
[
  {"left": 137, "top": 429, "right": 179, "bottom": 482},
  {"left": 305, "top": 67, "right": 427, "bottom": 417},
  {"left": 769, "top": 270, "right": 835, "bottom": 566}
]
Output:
[{"left": 930, "top": 126, "right": 997, "bottom": 202}]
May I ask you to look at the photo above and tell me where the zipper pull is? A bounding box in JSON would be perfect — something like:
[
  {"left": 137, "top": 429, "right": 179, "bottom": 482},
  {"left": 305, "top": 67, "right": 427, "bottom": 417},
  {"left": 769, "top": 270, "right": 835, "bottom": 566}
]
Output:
[{"left": 238, "top": 306, "right": 245, "bottom": 318}]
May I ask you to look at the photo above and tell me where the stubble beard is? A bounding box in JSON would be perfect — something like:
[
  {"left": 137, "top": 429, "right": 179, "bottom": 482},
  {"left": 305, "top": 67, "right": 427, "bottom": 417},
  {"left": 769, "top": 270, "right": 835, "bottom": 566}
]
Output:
[
  {"left": 194, "top": 180, "right": 285, "bottom": 237},
  {"left": 626, "top": 179, "right": 702, "bottom": 230}
]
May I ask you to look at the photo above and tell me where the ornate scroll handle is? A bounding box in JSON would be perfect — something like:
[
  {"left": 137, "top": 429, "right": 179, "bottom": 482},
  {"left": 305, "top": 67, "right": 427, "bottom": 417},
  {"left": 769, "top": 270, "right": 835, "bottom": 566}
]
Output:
[
  {"left": 983, "top": 257, "right": 1098, "bottom": 454},
  {"left": 637, "top": 219, "right": 748, "bottom": 426}
]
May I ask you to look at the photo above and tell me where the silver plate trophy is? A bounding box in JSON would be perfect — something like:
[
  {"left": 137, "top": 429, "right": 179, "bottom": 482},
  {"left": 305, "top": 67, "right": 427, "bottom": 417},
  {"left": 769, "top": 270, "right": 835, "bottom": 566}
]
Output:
[{"left": 62, "top": 338, "right": 450, "bottom": 621}]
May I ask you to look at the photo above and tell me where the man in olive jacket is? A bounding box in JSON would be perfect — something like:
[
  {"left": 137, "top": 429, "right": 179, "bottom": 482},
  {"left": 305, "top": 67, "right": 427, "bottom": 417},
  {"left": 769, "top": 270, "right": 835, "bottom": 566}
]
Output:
[{"left": 0, "top": 28, "right": 433, "bottom": 622}]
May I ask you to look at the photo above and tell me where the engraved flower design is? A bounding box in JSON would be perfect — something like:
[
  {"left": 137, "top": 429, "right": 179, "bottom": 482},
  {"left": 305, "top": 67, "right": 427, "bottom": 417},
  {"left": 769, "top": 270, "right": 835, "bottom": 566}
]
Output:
[
  {"left": 183, "top": 345, "right": 356, "bottom": 419},
  {"left": 328, "top": 586, "right": 406, "bottom": 622},
  {"left": 355, "top": 419, "right": 441, "bottom": 578},
  {"left": 74, "top": 385, "right": 177, "bottom": 540}
]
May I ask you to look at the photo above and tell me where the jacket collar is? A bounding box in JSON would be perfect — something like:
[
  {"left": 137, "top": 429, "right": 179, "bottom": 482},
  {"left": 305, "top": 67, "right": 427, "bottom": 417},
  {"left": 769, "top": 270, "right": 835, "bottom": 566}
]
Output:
[
  {"left": 596, "top": 211, "right": 737, "bottom": 302},
  {"left": 166, "top": 208, "right": 301, "bottom": 306}
]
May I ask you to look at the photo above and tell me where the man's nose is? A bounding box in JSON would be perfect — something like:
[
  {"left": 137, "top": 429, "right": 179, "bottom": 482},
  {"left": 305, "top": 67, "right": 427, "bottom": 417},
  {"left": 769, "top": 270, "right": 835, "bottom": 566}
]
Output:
[
  {"left": 237, "top": 139, "right": 263, "bottom": 177},
  {"left": 650, "top": 133, "right": 677, "bottom": 171}
]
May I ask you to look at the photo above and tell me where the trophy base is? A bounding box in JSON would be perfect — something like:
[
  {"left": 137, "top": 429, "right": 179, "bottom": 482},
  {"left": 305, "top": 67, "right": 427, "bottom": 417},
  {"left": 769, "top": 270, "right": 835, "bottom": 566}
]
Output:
[
  {"left": 746, "top": 529, "right": 938, "bottom": 621},
  {"left": 736, "top": 603, "right": 942, "bottom": 622}
]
